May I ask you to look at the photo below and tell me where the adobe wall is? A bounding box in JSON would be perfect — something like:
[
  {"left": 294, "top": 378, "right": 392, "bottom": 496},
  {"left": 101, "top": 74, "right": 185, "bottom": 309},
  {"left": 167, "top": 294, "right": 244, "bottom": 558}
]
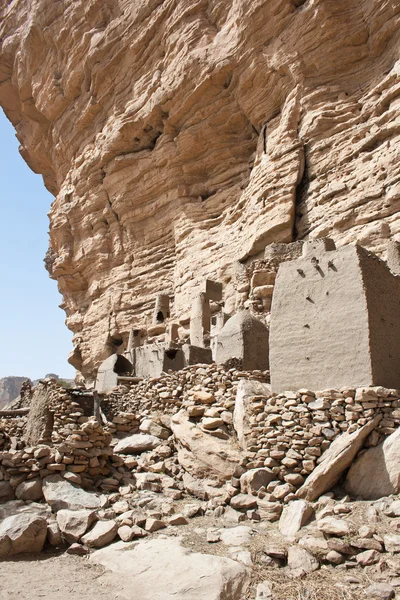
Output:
[
  {"left": 361, "top": 250, "right": 400, "bottom": 388},
  {"left": 270, "top": 244, "right": 372, "bottom": 392}
]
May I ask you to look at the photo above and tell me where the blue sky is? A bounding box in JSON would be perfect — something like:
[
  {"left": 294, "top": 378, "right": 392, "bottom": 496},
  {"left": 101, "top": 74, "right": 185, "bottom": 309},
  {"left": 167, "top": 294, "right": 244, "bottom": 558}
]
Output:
[{"left": 0, "top": 110, "right": 75, "bottom": 380}]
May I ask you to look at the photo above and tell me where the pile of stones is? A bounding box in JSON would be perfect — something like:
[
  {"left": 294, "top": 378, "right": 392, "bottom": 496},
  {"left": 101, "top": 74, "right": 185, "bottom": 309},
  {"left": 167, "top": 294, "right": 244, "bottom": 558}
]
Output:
[
  {"left": 240, "top": 386, "right": 400, "bottom": 501},
  {"left": 102, "top": 363, "right": 268, "bottom": 418},
  {"left": 0, "top": 416, "right": 117, "bottom": 500}
]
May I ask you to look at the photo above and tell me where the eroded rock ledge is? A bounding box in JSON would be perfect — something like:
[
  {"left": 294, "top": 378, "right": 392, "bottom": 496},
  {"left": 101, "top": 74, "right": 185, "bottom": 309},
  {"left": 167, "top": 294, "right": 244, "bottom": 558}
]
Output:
[{"left": 1, "top": 0, "right": 400, "bottom": 377}]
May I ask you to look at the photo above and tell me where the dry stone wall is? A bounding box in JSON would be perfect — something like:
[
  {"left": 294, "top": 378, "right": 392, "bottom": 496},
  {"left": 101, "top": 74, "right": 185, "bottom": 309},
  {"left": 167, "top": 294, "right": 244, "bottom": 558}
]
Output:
[{"left": 1, "top": 1, "right": 400, "bottom": 377}]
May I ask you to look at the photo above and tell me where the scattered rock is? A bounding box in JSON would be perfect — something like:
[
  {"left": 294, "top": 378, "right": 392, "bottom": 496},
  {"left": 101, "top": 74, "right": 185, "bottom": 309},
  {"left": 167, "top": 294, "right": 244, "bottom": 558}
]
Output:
[
  {"left": 240, "top": 468, "right": 274, "bottom": 494},
  {"left": 114, "top": 434, "right": 161, "bottom": 454},
  {"left": 15, "top": 479, "right": 43, "bottom": 502},
  {"left": 356, "top": 549, "right": 380, "bottom": 566},
  {"left": 219, "top": 526, "right": 252, "bottom": 546},
  {"left": 384, "top": 534, "right": 400, "bottom": 553},
  {"left": 66, "top": 543, "right": 88, "bottom": 556},
  {"left": 257, "top": 500, "right": 282, "bottom": 522},
  {"left": 287, "top": 546, "right": 319, "bottom": 576},
  {"left": 317, "top": 517, "right": 352, "bottom": 537},
  {"left": 230, "top": 494, "right": 258, "bottom": 511},
  {"left": 144, "top": 518, "right": 166, "bottom": 532},
  {"left": 255, "top": 580, "right": 273, "bottom": 599},
  {"left": 279, "top": 500, "right": 313, "bottom": 538},
  {"left": 56, "top": 509, "right": 96, "bottom": 543},
  {"left": 81, "top": 520, "right": 118, "bottom": 548},
  {"left": 168, "top": 514, "right": 188, "bottom": 526},
  {"left": 364, "top": 583, "right": 395, "bottom": 600}
]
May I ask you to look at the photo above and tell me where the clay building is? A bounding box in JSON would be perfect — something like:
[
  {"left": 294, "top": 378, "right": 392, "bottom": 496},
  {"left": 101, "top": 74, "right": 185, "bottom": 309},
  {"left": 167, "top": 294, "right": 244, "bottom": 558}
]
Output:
[{"left": 269, "top": 239, "right": 400, "bottom": 392}]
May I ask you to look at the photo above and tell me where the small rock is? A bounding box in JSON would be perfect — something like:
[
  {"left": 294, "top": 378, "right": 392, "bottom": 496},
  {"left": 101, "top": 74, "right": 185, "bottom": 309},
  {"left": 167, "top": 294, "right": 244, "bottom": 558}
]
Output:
[
  {"left": 114, "top": 434, "right": 160, "bottom": 454},
  {"left": 67, "top": 543, "right": 88, "bottom": 556},
  {"left": 0, "top": 513, "right": 47, "bottom": 556},
  {"left": 240, "top": 468, "right": 274, "bottom": 495},
  {"left": 118, "top": 525, "right": 135, "bottom": 542},
  {"left": 255, "top": 580, "right": 273, "bottom": 599},
  {"left": 364, "top": 583, "right": 395, "bottom": 600},
  {"left": 168, "top": 514, "right": 188, "bottom": 526},
  {"left": 385, "top": 500, "right": 400, "bottom": 518},
  {"left": 384, "top": 534, "right": 400, "bottom": 553},
  {"left": 230, "top": 494, "right": 257, "bottom": 511},
  {"left": 219, "top": 526, "right": 252, "bottom": 546},
  {"left": 326, "top": 550, "right": 344, "bottom": 565},
  {"left": 287, "top": 546, "right": 319, "bottom": 576},
  {"left": 144, "top": 518, "right": 166, "bottom": 532},
  {"left": 0, "top": 482, "right": 15, "bottom": 503},
  {"left": 206, "top": 529, "right": 221, "bottom": 543},
  {"left": 317, "top": 517, "right": 351, "bottom": 537},
  {"left": 257, "top": 499, "right": 282, "bottom": 522},
  {"left": 47, "top": 521, "right": 62, "bottom": 546},
  {"left": 356, "top": 549, "right": 380, "bottom": 566}
]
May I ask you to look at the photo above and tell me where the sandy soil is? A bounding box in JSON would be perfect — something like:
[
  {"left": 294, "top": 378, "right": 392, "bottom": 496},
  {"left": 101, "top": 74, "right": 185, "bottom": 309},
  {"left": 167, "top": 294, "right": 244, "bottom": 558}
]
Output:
[{"left": 0, "top": 551, "right": 115, "bottom": 600}]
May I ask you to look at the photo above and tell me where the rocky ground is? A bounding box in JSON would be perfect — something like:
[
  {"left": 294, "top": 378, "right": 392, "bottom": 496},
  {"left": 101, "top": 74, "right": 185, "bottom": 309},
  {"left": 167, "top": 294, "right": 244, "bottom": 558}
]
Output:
[{"left": 1, "top": 370, "right": 399, "bottom": 599}]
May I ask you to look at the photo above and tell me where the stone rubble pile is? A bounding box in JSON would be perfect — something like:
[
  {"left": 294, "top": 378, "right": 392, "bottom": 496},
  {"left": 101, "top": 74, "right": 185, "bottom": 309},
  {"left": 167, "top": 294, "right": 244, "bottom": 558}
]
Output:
[
  {"left": 0, "top": 370, "right": 400, "bottom": 600},
  {"left": 240, "top": 386, "right": 400, "bottom": 501},
  {"left": 102, "top": 363, "right": 268, "bottom": 419}
]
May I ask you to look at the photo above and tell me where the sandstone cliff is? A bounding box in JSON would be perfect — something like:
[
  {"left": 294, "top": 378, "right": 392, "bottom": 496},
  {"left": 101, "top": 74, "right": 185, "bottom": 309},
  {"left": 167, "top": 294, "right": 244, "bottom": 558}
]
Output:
[
  {"left": 0, "top": 376, "right": 28, "bottom": 408},
  {"left": 1, "top": 0, "right": 399, "bottom": 378}
]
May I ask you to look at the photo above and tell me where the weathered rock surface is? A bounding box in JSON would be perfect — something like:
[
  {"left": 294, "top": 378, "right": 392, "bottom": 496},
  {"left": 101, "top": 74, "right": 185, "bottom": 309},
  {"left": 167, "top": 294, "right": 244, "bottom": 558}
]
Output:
[
  {"left": 279, "top": 500, "right": 313, "bottom": 538},
  {"left": 113, "top": 434, "right": 161, "bottom": 454},
  {"left": 0, "top": 376, "right": 28, "bottom": 409},
  {"left": 0, "top": 513, "right": 47, "bottom": 556},
  {"left": 2, "top": 1, "right": 400, "bottom": 378},
  {"left": 171, "top": 410, "right": 242, "bottom": 481},
  {"left": 0, "top": 481, "right": 15, "bottom": 503},
  {"left": 346, "top": 427, "right": 400, "bottom": 499},
  {"left": 91, "top": 538, "right": 249, "bottom": 600},
  {"left": 81, "top": 520, "right": 118, "bottom": 548},
  {"left": 15, "top": 479, "right": 43, "bottom": 502},
  {"left": 296, "top": 416, "right": 381, "bottom": 501},
  {"left": 42, "top": 475, "right": 107, "bottom": 512},
  {"left": 56, "top": 509, "right": 96, "bottom": 543}
]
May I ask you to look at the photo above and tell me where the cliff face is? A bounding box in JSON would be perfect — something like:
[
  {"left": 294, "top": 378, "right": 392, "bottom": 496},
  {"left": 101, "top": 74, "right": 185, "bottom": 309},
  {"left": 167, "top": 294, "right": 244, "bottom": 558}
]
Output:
[
  {"left": 1, "top": 0, "right": 400, "bottom": 378},
  {"left": 0, "top": 377, "right": 28, "bottom": 408}
]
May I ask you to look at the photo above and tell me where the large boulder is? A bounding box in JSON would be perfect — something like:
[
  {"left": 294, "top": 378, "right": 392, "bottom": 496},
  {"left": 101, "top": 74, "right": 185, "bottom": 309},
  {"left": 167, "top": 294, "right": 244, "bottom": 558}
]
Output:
[
  {"left": 81, "top": 520, "right": 118, "bottom": 548},
  {"left": 345, "top": 427, "right": 400, "bottom": 499},
  {"left": 233, "top": 380, "right": 271, "bottom": 450},
  {"left": 42, "top": 474, "right": 107, "bottom": 512},
  {"left": 15, "top": 478, "right": 43, "bottom": 502},
  {"left": 0, "top": 512, "right": 47, "bottom": 556},
  {"left": 296, "top": 416, "right": 381, "bottom": 501},
  {"left": 0, "top": 481, "right": 15, "bottom": 503},
  {"left": 91, "top": 537, "right": 249, "bottom": 600},
  {"left": 114, "top": 434, "right": 161, "bottom": 454},
  {"left": 56, "top": 509, "right": 96, "bottom": 543},
  {"left": 0, "top": 500, "right": 51, "bottom": 521},
  {"left": 171, "top": 410, "right": 243, "bottom": 482}
]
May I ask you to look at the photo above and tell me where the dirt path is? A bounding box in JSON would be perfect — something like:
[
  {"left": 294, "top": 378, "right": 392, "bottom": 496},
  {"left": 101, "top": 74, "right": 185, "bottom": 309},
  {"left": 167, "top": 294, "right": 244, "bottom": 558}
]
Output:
[{"left": 0, "top": 551, "right": 118, "bottom": 600}]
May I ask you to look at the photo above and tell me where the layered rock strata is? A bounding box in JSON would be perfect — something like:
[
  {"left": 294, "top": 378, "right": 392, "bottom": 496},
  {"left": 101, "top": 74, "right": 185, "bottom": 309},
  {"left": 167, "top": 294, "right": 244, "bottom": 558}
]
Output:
[{"left": 1, "top": 0, "right": 400, "bottom": 376}]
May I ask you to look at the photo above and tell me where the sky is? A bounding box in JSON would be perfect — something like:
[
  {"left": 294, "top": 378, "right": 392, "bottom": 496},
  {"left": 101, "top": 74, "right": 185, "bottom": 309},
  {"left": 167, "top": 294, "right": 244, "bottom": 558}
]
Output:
[{"left": 0, "top": 110, "right": 75, "bottom": 380}]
